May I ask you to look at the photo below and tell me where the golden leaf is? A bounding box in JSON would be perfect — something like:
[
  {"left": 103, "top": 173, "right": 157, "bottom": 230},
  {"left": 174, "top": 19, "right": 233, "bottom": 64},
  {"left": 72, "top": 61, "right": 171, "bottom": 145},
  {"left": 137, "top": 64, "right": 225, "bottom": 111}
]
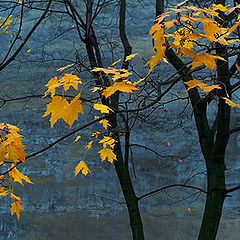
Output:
[
  {"left": 99, "top": 119, "right": 111, "bottom": 129},
  {"left": 125, "top": 53, "right": 138, "bottom": 61},
  {"left": 93, "top": 104, "right": 113, "bottom": 113},
  {"left": 59, "top": 73, "right": 82, "bottom": 92},
  {"left": 223, "top": 97, "right": 240, "bottom": 109},
  {"left": 11, "top": 201, "right": 23, "bottom": 221},
  {"left": 99, "top": 136, "right": 116, "bottom": 149},
  {"left": 56, "top": 64, "right": 74, "bottom": 72},
  {"left": 92, "top": 132, "right": 100, "bottom": 138},
  {"left": 98, "top": 148, "right": 117, "bottom": 164},
  {"left": 42, "top": 96, "right": 69, "bottom": 127},
  {"left": 102, "top": 81, "right": 141, "bottom": 98},
  {"left": 44, "top": 76, "right": 61, "bottom": 97},
  {"left": 185, "top": 79, "right": 221, "bottom": 92},
  {"left": 9, "top": 166, "right": 33, "bottom": 186},
  {"left": 112, "top": 59, "right": 122, "bottom": 66},
  {"left": 0, "top": 188, "right": 9, "bottom": 198},
  {"left": 85, "top": 140, "right": 93, "bottom": 150},
  {"left": 192, "top": 53, "right": 225, "bottom": 70},
  {"left": 74, "top": 136, "right": 81, "bottom": 142},
  {"left": 61, "top": 93, "right": 84, "bottom": 128},
  {"left": 75, "top": 161, "right": 91, "bottom": 176}
]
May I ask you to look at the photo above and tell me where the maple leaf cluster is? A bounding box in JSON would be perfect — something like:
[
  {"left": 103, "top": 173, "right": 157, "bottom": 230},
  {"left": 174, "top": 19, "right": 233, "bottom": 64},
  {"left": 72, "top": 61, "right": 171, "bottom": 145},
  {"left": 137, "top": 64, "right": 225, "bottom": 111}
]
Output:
[
  {"left": 148, "top": 2, "right": 240, "bottom": 76},
  {"left": 0, "top": 123, "right": 33, "bottom": 220}
]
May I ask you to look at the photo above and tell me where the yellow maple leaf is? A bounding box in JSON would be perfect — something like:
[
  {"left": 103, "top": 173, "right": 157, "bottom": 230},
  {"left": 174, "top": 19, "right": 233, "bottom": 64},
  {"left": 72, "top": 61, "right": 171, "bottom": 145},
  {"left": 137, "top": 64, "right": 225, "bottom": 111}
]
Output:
[
  {"left": 9, "top": 166, "right": 33, "bottom": 186},
  {"left": 7, "top": 143, "right": 26, "bottom": 164},
  {"left": 112, "top": 58, "right": 122, "bottom": 66},
  {"left": 192, "top": 53, "right": 225, "bottom": 70},
  {"left": 44, "top": 76, "right": 61, "bottom": 97},
  {"left": 61, "top": 93, "right": 84, "bottom": 128},
  {"left": 98, "top": 148, "right": 117, "bottom": 164},
  {"left": 92, "top": 132, "right": 100, "bottom": 138},
  {"left": 223, "top": 97, "right": 240, "bottom": 109},
  {"left": 0, "top": 187, "right": 9, "bottom": 198},
  {"left": 125, "top": 53, "right": 138, "bottom": 61},
  {"left": 10, "top": 193, "right": 22, "bottom": 202},
  {"left": 59, "top": 73, "right": 82, "bottom": 92},
  {"left": 102, "top": 81, "right": 141, "bottom": 98},
  {"left": 212, "top": 4, "right": 230, "bottom": 12},
  {"left": 99, "top": 136, "right": 116, "bottom": 149},
  {"left": 93, "top": 104, "right": 113, "bottom": 113},
  {"left": 11, "top": 201, "right": 23, "bottom": 221},
  {"left": 42, "top": 96, "right": 69, "bottom": 127},
  {"left": 99, "top": 119, "right": 111, "bottom": 129},
  {"left": 0, "top": 143, "right": 6, "bottom": 164},
  {"left": 184, "top": 79, "right": 206, "bottom": 91},
  {"left": 75, "top": 161, "right": 91, "bottom": 176},
  {"left": 56, "top": 64, "right": 74, "bottom": 72},
  {"left": 85, "top": 140, "right": 93, "bottom": 150},
  {"left": 74, "top": 136, "right": 81, "bottom": 142},
  {"left": 185, "top": 79, "right": 221, "bottom": 92}
]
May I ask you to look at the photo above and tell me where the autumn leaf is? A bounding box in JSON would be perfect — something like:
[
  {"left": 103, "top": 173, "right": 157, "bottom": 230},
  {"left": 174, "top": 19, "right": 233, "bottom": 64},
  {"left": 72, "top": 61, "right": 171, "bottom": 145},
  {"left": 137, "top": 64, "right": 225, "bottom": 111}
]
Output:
[
  {"left": 184, "top": 79, "right": 206, "bottom": 91},
  {"left": 7, "top": 143, "right": 26, "bottom": 164},
  {"left": 98, "top": 148, "right": 117, "bottom": 164},
  {"left": 112, "top": 59, "right": 122, "bottom": 66},
  {"left": 42, "top": 96, "right": 69, "bottom": 127},
  {"left": 11, "top": 201, "right": 23, "bottom": 221},
  {"left": 56, "top": 64, "right": 74, "bottom": 72},
  {"left": 60, "top": 93, "right": 84, "bottom": 128},
  {"left": 59, "top": 73, "right": 82, "bottom": 92},
  {"left": 85, "top": 140, "right": 93, "bottom": 150},
  {"left": 223, "top": 97, "right": 240, "bottom": 109},
  {"left": 192, "top": 53, "right": 226, "bottom": 70},
  {"left": 10, "top": 193, "right": 22, "bottom": 202},
  {"left": 125, "top": 53, "right": 138, "bottom": 61},
  {"left": 9, "top": 166, "right": 33, "bottom": 186},
  {"left": 74, "top": 136, "right": 81, "bottom": 142},
  {"left": 185, "top": 79, "right": 221, "bottom": 92},
  {"left": 44, "top": 76, "right": 61, "bottom": 97},
  {"left": 92, "top": 132, "right": 100, "bottom": 138},
  {"left": 102, "top": 81, "right": 141, "bottom": 98},
  {"left": 99, "top": 136, "right": 116, "bottom": 149},
  {"left": 93, "top": 104, "right": 113, "bottom": 113},
  {"left": 0, "top": 187, "right": 9, "bottom": 198},
  {"left": 0, "top": 143, "right": 6, "bottom": 164},
  {"left": 99, "top": 119, "right": 111, "bottom": 129},
  {"left": 75, "top": 161, "right": 91, "bottom": 176}
]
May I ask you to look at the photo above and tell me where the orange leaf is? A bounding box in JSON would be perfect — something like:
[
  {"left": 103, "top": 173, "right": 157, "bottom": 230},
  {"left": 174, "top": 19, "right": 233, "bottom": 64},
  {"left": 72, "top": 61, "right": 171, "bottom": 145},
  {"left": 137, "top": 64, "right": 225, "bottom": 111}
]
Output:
[{"left": 75, "top": 161, "right": 91, "bottom": 176}]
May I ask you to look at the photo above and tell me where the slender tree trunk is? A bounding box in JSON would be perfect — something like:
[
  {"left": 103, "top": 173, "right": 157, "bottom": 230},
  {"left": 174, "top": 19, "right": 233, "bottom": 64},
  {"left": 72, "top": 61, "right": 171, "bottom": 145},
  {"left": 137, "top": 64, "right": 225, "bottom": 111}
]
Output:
[
  {"left": 157, "top": 0, "right": 230, "bottom": 237},
  {"left": 83, "top": 1, "right": 145, "bottom": 239}
]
